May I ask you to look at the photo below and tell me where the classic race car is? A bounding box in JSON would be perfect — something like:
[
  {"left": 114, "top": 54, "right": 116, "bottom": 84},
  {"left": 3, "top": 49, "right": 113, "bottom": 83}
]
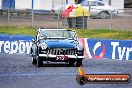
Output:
[{"left": 31, "top": 28, "right": 84, "bottom": 67}]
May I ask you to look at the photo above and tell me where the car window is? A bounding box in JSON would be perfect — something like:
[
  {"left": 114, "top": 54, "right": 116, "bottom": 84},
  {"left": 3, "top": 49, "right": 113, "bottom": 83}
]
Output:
[
  {"left": 89, "top": 1, "right": 97, "bottom": 6},
  {"left": 81, "top": 1, "right": 89, "bottom": 6},
  {"left": 39, "top": 30, "right": 74, "bottom": 39},
  {"left": 98, "top": 2, "right": 105, "bottom": 6}
]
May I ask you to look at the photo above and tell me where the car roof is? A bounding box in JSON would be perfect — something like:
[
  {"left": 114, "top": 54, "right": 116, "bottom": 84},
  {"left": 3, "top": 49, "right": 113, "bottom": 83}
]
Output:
[
  {"left": 84, "top": 0, "right": 102, "bottom": 2},
  {"left": 37, "top": 28, "right": 71, "bottom": 32}
]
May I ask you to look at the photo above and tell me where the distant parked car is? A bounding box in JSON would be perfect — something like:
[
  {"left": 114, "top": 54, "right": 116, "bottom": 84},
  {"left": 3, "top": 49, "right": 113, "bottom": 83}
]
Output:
[
  {"left": 81, "top": 0, "right": 118, "bottom": 18},
  {"left": 124, "top": 0, "right": 132, "bottom": 8},
  {"left": 51, "top": 0, "right": 118, "bottom": 19},
  {"left": 31, "top": 28, "right": 84, "bottom": 67}
]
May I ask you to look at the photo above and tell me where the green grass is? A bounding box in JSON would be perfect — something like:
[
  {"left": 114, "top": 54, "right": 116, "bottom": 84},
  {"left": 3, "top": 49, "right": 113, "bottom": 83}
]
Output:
[
  {"left": 76, "top": 29, "right": 132, "bottom": 40},
  {"left": 0, "top": 26, "right": 36, "bottom": 36},
  {"left": 0, "top": 26, "right": 132, "bottom": 40}
]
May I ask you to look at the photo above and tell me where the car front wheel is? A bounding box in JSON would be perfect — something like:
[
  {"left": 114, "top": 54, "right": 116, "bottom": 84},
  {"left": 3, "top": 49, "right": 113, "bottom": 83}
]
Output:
[
  {"left": 98, "top": 11, "right": 110, "bottom": 19},
  {"left": 37, "top": 57, "right": 43, "bottom": 67},
  {"left": 32, "top": 57, "right": 37, "bottom": 65},
  {"left": 69, "top": 58, "right": 75, "bottom": 66},
  {"left": 76, "top": 59, "right": 83, "bottom": 67}
]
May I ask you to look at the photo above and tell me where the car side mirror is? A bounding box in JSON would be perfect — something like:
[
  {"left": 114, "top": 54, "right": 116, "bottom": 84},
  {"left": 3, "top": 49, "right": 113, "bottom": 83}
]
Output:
[
  {"left": 71, "top": 30, "right": 77, "bottom": 40},
  {"left": 32, "top": 39, "right": 36, "bottom": 43}
]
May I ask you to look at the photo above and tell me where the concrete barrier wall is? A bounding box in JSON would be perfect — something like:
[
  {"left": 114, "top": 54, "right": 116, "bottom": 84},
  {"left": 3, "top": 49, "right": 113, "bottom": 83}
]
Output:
[{"left": 0, "top": 34, "right": 132, "bottom": 60}]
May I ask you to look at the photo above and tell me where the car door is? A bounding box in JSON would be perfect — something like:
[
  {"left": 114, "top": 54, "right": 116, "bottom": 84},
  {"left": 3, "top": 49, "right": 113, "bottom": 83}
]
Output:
[
  {"left": 95, "top": 1, "right": 106, "bottom": 14},
  {"left": 88, "top": 1, "right": 100, "bottom": 16}
]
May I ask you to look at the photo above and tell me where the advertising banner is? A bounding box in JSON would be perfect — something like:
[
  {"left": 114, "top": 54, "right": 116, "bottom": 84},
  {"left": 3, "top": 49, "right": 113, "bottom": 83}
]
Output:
[
  {"left": 0, "top": 34, "right": 131, "bottom": 60},
  {"left": 0, "top": 34, "right": 35, "bottom": 54},
  {"left": 83, "top": 38, "right": 132, "bottom": 60}
]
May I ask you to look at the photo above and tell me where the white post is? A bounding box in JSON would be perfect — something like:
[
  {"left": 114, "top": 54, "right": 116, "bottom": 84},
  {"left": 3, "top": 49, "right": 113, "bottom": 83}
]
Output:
[
  {"left": 57, "top": 11, "right": 60, "bottom": 28},
  {"left": 7, "top": 8, "right": 10, "bottom": 23},
  {"left": 83, "top": 11, "right": 85, "bottom": 29},
  {"left": 110, "top": 11, "right": 113, "bottom": 30},
  {"left": 31, "top": 0, "right": 34, "bottom": 26}
]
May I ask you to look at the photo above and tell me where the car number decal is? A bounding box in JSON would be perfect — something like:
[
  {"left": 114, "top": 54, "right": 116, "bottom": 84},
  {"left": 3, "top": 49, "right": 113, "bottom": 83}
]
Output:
[{"left": 56, "top": 56, "right": 68, "bottom": 60}]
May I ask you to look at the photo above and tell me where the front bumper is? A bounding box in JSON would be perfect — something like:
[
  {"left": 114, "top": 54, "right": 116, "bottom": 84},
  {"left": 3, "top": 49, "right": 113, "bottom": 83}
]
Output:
[{"left": 39, "top": 54, "right": 84, "bottom": 59}]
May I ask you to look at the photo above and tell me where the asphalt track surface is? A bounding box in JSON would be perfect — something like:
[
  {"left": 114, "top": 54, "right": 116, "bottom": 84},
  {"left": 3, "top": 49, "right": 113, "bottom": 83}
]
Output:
[{"left": 0, "top": 53, "right": 132, "bottom": 88}]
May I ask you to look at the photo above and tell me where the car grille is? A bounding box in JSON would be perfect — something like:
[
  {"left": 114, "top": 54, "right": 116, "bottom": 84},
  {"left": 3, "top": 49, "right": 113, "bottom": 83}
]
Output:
[{"left": 48, "top": 48, "right": 76, "bottom": 55}]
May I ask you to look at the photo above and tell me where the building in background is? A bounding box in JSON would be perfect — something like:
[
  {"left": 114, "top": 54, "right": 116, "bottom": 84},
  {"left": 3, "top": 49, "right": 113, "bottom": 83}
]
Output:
[
  {"left": 0, "top": 0, "right": 130, "bottom": 11},
  {"left": 124, "top": 0, "right": 132, "bottom": 8},
  {"left": 0, "top": 0, "right": 15, "bottom": 9},
  {"left": 0, "top": 0, "right": 75, "bottom": 10},
  {"left": 103, "top": 0, "right": 124, "bottom": 10}
]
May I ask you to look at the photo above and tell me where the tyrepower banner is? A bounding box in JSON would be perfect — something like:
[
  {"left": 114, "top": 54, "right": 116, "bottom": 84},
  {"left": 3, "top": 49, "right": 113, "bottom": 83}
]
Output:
[
  {"left": 0, "top": 34, "right": 35, "bottom": 54},
  {"left": 0, "top": 41, "right": 32, "bottom": 54},
  {"left": 82, "top": 38, "right": 132, "bottom": 60}
]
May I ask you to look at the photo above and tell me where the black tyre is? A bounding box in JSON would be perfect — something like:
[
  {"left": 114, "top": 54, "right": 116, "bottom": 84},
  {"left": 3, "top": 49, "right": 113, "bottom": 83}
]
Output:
[
  {"left": 69, "top": 59, "right": 75, "bottom": 66},
  {"left": 76, "top": 59, "right": 82, "bottom": 67},
  {"left": 32, "top": 57, "right": 37, "bottom": 65},
  {"left": 78, "top": 76, "right": 87, "bottom": 85},
  {"left": 98, "top": 11, "right": 110, "bottom": 19},
  {"left": 37, "top": 57, "right": 43, "bottom": 67}
]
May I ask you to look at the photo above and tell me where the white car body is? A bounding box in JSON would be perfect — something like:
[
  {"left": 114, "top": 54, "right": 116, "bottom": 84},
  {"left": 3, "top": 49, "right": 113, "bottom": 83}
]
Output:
[{"left": 81, "top": 0, "right": 118, "bottom": 17}]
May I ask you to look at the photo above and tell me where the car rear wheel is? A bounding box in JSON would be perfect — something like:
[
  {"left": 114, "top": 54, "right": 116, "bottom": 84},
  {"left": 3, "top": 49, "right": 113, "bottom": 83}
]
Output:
[
  {"left": 76, "top": 59, "right": 82, "bottom": 67},
  {"left": 32, "top": 57, "right": 37, "bottom": 65},
  {"left": 98, "top": 11, "right": 110, "bottom": 19},
  {"left": 37, "top": 57, "right": 43, "bottom": 67}
]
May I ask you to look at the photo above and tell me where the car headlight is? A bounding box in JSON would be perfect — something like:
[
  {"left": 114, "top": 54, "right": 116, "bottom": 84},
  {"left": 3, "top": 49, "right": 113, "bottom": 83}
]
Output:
[
  {"left": 39, "top": 43, "right": 48, "bottom": 50},
  {"left": 77, "top": 44, "right": 83, "bottom": 51}
]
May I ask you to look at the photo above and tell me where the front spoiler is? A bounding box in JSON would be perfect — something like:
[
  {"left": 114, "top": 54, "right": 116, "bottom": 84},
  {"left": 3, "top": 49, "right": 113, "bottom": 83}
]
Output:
[{"left": 39, "top": 54, "right": 84, "bottom": 59}]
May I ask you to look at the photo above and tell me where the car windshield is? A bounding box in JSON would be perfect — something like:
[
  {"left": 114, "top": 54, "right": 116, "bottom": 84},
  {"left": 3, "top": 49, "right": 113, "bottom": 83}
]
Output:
[
  {"left": 81, "top": 1, "right": 98, "bottom": 6},
  {"left": 89, "top": 1, "right": 97, "bottom": 6},
  {"left": 81, "top": 1, "right": 89, "bottom": 6},
  {"left": 39, "top": 30, "right": 75, "bottom": 39}
]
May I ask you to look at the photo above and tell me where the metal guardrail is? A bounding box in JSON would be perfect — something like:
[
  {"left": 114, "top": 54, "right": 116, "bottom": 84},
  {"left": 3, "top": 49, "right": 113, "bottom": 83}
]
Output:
[
  {"left": 0, "top": 8, "right": 132, "bottom": 30},
  {"left": 60, "top": 10, "right": 116, "bottom": 30}
]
